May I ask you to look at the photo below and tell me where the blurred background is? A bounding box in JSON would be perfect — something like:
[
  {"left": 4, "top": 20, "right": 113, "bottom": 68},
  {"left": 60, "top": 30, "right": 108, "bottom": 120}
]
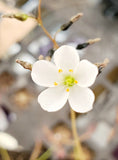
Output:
[{"left": 0, "top": 0, "right": 118, "bottom": 159}]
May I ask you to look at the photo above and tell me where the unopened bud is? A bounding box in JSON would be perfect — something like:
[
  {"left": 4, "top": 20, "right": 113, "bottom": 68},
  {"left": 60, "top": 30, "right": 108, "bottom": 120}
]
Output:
[
  {"left": 47, "top": 49, "right": 55, "bottom": 58},
  {"left": 61, "top": 21, "right": 73, "bottom": 31},
  {"left": 14, "top": 13, "right": 28, "bottom": 21},
  {"left": 70, "top": 13, "right": 83, "bottom": 23},
  {"left": 16, "top": 59, "right": 32, "bottom": 71},
  {"left": 60, "top": 12, "right": 83, "bottom": 31},
  {"left": 95, "top": 58, "right": 109, "bottom": 75},
  {"left": 76, "top": 38, "right": 101, "bottom": 50},
  {"left": 88, "top": 38, "right": 101, "bottom": 45},
  {"left": 45, "top": 56, "right": 51, "bottom": 61},
  {"left": 76, "top": 42, "right": 89, "bottom": 50},
  {"left": 38, "top": 55, "right": 44, "bottom": 60},
  {"left": 2, "top": 13, "right": 29, "bottom": 21}
]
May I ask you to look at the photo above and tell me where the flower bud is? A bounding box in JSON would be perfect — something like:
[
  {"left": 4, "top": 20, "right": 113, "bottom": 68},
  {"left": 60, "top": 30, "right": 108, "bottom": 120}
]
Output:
[
  {"left": 2, "top": 13, "right": 29, "bottom": 21},
  {"left": 76, "top": 43, "right": 89, "bottom": 50},
  {"left": 47, "top": 48, "right": 55, "bottom": 57},
  {"left": 60, "top": 21, "right": 73, "bottom": 31},
  {"left": 14, "top": 13, "right": 28, "bottom": 21}
]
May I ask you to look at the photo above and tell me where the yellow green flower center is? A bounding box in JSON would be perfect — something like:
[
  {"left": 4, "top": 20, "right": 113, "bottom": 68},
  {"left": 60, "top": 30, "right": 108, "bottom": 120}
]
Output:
[{"left": 64, "top": 75, "right": 75, "bottom": 87}]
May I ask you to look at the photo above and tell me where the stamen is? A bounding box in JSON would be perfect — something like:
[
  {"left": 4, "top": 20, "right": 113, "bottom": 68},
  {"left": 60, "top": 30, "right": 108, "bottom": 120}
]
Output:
[
  {"left": 66, "top": 88, "right": 70, "bottom": 92},
  {"left": 74, "top": 80, "right": 78, "bottom": 84},
  {"left": 58, "top": 69, "right": 63, "bottom": 73},
  {"left": 69, "top": 69, "right": 73, "bottom": 72},
  {"left": 54, "top": 82, "right": 58, "bottom": 86}
]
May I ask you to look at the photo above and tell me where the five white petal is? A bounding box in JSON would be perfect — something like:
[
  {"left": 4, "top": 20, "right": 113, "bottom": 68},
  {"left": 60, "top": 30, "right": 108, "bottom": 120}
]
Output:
[
  {"left": 31, "top": 60, "right": 59, "bottom": 87},
  {"left": 38, "top": 86, "right": 69, "bottom": 112},
  {"left": 54, "top": 45, "right": 80, "bottom": 71},
  {"left": 68, "top": 86, "right": 95, "bottom": 113},
  {"left": 75, "top": 60, "right": 98, "bottom": 87},
  {"left": 0, "top": 132, "right": 20, "bottom": 150},
  {"left": 31, "top": 45, "right": 98, "bottom": 113}
]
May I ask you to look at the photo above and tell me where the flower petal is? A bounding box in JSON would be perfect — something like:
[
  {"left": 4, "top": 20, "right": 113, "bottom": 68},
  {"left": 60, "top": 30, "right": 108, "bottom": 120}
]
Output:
[
  {"left": 75, "top": 60, "right": 98, "bottom": 87},
  {"left": 31, "top": 60, "right": 59, "bottom": 87},
  {"left": 0, "top": 132, "right": 19, "bottom": 150},
  {"left": 38, "top": 86, "right": 69, "bottom": 112},
  {"left": 68, "top": 86, "right": 95, "bottom": 113},
  {"left": 54, "top": 45, "right": 80, "bottom": 71}
]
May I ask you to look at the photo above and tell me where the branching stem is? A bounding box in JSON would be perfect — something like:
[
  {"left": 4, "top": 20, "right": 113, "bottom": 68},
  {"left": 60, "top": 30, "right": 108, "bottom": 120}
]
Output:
[{"left": 37, "top": 0, "right": 59, "bottom": 49}]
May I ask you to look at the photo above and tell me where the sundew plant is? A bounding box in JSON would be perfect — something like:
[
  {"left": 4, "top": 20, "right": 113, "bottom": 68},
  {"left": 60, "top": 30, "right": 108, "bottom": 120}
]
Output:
[{"left": 1, "top": 0, "right": 109, "bottom": 159}]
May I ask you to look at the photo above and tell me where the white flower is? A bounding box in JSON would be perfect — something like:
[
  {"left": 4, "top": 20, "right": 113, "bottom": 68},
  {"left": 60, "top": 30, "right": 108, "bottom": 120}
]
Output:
[
  {"left": 31, "top": 45, "right": 98, "bottom": 113},
  {"left": 0, "top": 132, "right": 20, "bottom": 150}
]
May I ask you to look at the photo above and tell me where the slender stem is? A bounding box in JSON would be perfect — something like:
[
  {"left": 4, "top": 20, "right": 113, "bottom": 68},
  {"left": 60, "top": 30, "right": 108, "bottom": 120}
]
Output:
[
  {"left": 71, "top": 109, "right": 86, "bottom": 160},
  {"left": 53, "top": 29, "right": 61, "bottom": 42},
  {"left": 40, "top": 22, "right": 59, "bottom": 49},
  {"left": 36, "top": 148, "right": 51, "bottom": 160},
  {"left": 38, "top": 0, "right": 42, "bottom": 20},
  {"left": 0, "top": 148, "right": 10, "bottom": 160},
  {"left": 29, "top": 141, "right": 42, "bottom": 160},
  {"left": 37, "top": 0, "right": 59, "bottom": 49}
]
